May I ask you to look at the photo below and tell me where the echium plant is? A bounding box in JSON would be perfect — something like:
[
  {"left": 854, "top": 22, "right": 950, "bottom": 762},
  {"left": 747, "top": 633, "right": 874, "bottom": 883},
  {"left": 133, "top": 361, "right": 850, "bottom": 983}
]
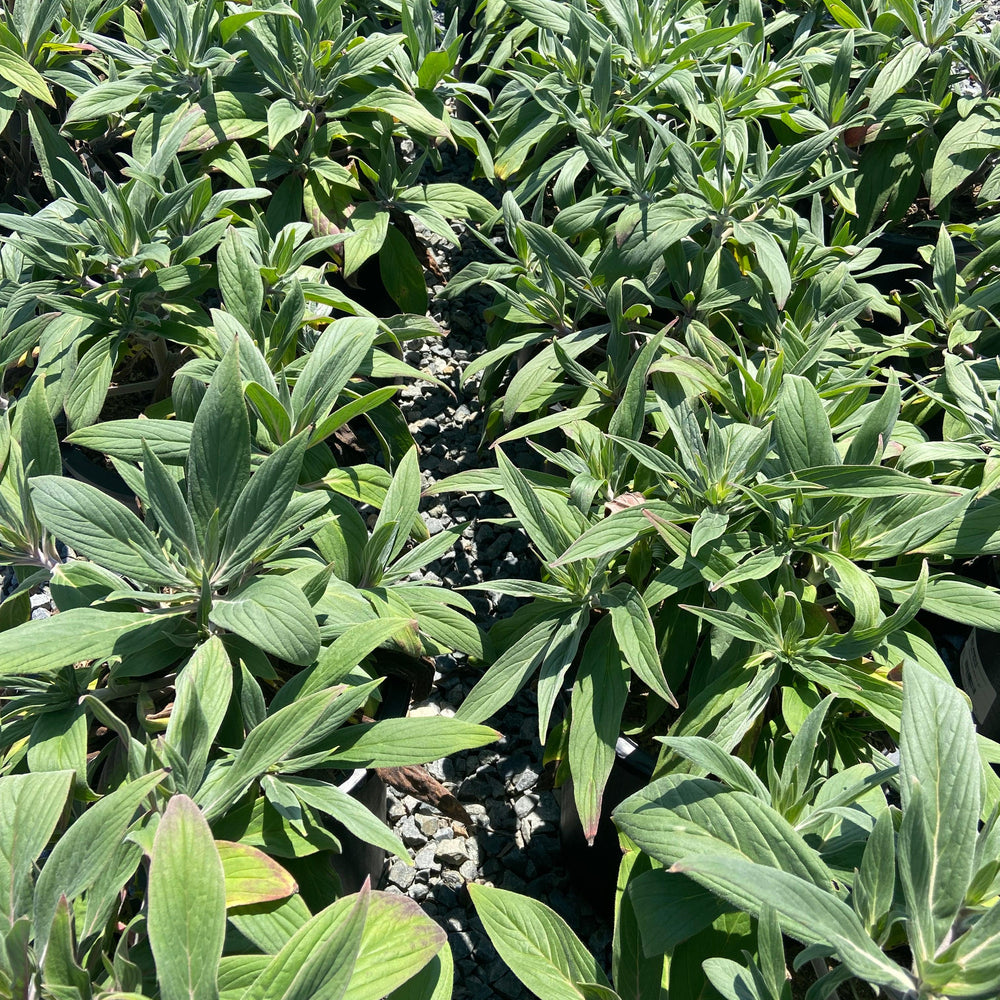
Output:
[
  {"left": 471, "top": 666, "right": 1000, "bottom": 1000},
  {"left": 0, "top": 774, "right": 456, "bottom": 999},
  {"left": 7, "top": 335, "right": 485, "bottom": 666},
  {"left": 442, "top": 446, "right": 686, "bottom": 844},
  {"left": 24, "top": 344, "right": 328, "bottom": 665},
  {"left": 616, "top": 663, "right": 1000, "bottom": 1000}
]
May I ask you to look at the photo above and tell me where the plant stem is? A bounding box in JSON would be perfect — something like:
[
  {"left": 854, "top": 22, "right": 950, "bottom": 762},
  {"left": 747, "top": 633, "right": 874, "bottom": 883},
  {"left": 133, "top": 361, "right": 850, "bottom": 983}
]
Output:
[
  {"left": 810, "top": 958, "right": 843, "bottom": 1000},
  {"left": 106, "top": 378, "right": 162, "bottom": 398}
]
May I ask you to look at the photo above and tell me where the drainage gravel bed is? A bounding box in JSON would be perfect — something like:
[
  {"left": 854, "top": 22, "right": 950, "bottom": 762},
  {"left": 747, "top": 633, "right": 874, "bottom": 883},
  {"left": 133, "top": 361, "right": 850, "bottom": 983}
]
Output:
[{"left": 376, "top": 204, "right": 613, "bottom": 998}]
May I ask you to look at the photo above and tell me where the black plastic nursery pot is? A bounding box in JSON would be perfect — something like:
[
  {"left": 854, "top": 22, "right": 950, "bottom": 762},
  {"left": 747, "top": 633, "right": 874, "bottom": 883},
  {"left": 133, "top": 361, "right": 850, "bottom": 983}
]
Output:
[
  {"left": 328, "top": 671, "right": 416, "bottom": 893},
  {"left": 330, "top": 766, "right": 389, "bottom": 894},
  {"left": 555, "top": 737, "right": 656, "bottom": 913},
  {"left": 959, "top": 627, "right": 1000, "bottom": 743}
]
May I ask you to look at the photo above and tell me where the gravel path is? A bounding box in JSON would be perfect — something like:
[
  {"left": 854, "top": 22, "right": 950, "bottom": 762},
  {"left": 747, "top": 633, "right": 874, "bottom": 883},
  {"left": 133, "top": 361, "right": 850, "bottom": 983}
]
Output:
[{"left": 376, "top": 198, "right": 614, "bottom": 998}]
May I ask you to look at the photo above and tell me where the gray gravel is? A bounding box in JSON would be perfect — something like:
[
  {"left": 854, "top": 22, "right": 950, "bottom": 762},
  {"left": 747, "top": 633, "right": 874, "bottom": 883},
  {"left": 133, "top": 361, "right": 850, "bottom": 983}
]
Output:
[{"left": 373, "top": 148, "right": 613, "bottom": 999}]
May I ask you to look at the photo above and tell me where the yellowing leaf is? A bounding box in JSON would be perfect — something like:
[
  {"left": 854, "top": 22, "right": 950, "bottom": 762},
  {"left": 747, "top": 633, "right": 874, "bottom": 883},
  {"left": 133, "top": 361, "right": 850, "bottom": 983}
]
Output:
[{"left": 217, "top": 840, "right": 298, "bottom": 908}]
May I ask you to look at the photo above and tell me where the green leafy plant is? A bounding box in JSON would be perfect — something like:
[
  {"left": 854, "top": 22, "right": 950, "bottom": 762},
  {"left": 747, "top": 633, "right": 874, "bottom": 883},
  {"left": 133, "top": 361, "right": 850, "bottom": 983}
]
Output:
[
  {"left": 614, "top": 663, "right": 1000, "bottom": 1000},
  {"left": 473, "top": 666, "right": 1000, "bottom": 1000},
  {"left": 0, "top": 775, "right": 454, "bottom": 999},
  {"left": 7, "top": 0, "right": 1000, "bottom": 995}
]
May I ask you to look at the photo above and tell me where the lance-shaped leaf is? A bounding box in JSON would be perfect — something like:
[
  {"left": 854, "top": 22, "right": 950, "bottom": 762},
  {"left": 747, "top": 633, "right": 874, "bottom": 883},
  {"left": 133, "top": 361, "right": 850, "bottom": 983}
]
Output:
[
  {"left": 320, "top": 718, "right": 499, "bottom": 768},
  {"left": 43, "top": 894, "right": 91, "bottom": 997},
  {"left": 0, "top": 609, "right": 173, "bottom": 680},
  {"left": 568, "top": 616, "right": 628, "bottom": 844},
  {"left": 291, "top": 317, "right": 379, "bottom": 427},
  {"left": 217, "top": 228, "right": 263, "bottom": 334},
  {"left": 368, "top": 446, "right": 422, "bottom": 571},
  {"left": 495, "top": 447, "right": 572, "bottom": 564},
  {"left": 535, "top": 607, "right": 589, "bottom": 744},
  {"left": 671, "top": 855, "right": 915, "bottom": 995},
  {"left": 148, "top": 796, "right": 226, "bottom": 1000},
  {"left": 898, "top": 663, "right": 981, "bottom": 969},
  {"left": 187, "top": 345, "right": 250, "bottom": 539},
  {"left": 142, "top": 441, "right": 200, "bottom": 562},
  {"left": 338, "top": 891, "right": 447, "bottom": 1000},
  {"left": 853, "top": 809, "right": 897, "bottom": 937},
  {"left": 0, "top": 771, "right": 74, "bottom": 930},
  {"left": 209, "top": 575, "right": 320, "bottom": 666},
  {"left": 17, "top": 378, "right": 60, "bottom": 479},
  {"left": 0, "top": 48, "right": 54, "bottom": 104},
  {"left": 164, "top": 637, "right": 234, "bottom": 795},
  {"left": 773, "top": 375, "right": 839, "bottom": 472},
  {"left": 218, "top": 430, "right": 310, "bottom": 576},
  {"left": 242, "top": 885, "right": 370, "bottom": 1000},
  {"left": 34, "top": 771, "right": 166, "bottom": 958},
  {"left": 216, "top": 840, "right": 297, "bottom": 909},
  {"left": 468, "top": 884, "right": 616, "bottom": 1000},
  {"left": 31, "top": 477, "right": 185, "bottom": 586},
  {"left": 602, "top": 584, "right": 677, "bottom": 706},
  {"left": 66, "top": 419, "right": 193, "bottom": 464},
  {"left": 613, "top": 774, "right": 834, "bottom": 888}
]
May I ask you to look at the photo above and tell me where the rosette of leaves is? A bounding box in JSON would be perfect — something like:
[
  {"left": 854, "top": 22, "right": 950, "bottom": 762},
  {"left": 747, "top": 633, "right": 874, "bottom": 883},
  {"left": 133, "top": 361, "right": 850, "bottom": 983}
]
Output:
[
  {"left": 549, "top": 368, "right": 1000, "bottom": 759},
  {"left": 0, "top": 613, "right": 496, "bottom": 880},
  {"left": 56, "top": 0, "right": 496, "bottom": 311},
  {"left": 612, "top": 663, "right": 1000, "bottom": 1000},
  {"left": 10, "top": 334, "right": 484, "bottom": 657},
  {"left": 0, "top": 115, "right": 262, "bottom": 428},
  {"left": 891, "top": 225, "right": 1000, "bottom": 352},
  {"left": 446, "top": 360, "right": 1000, "bottom": 836},
  {"left": 311, "top": 442, "right": 486, "bottom": 662},
  {"left": 0, "top": 776, "right": 455, "bottom": 999},
  {"left": 0, "top": 372, "right": 496, "bottom": 887},
  {"left": 300, "top": 119, "right": 495, "bottom": 314},
  {"left": 452, "top": 116, "right": 873, "bottom": 433},
  {"left": 470, "top": 667, "right": 1000, "bottom": 1000},
  {"left": 209, "top": 0, "right": 496, "bottom": 311},
  {"left": 478, "top": 0, "right": 757, "bottom": 190},
  {"left": 388, "top": 0, "right": 497, "bottom": 173},
  {"left": 1, "top": 340, "right": 492, "bottom": 789},
  {"left": 435, "top": 445, "right": 686, "bottom": 845},
  {"left": 61, "top": 0, "right": 256, "bottom": 136},
  {"left": 818, "top": 0, "right": 999, "bottom": 231},
  {"left": 14, "top": 345, "right": 329, "bottom": 666},
  {"left": 160, "top": 251, "right": 428, "bottom": 469},
  {"left": 53, "top": 311, "right": 481, "bottom": 662}
]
